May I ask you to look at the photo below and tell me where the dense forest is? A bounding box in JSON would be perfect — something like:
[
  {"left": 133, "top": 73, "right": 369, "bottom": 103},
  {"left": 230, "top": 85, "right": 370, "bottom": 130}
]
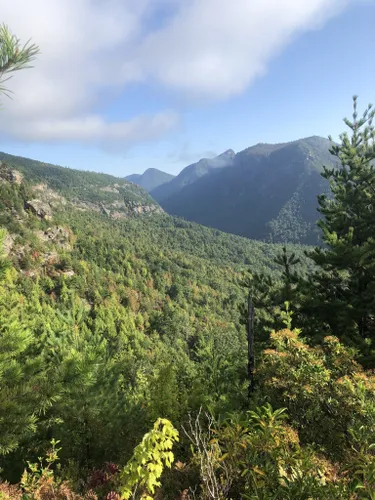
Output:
[{"left": 1, "top": 24, "right": 375, "bottom": 500}]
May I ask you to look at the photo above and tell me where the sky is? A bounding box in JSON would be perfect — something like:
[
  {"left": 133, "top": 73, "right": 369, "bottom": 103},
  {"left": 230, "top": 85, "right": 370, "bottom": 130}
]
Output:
[{"left": 0, "top": 0, "right": 374, "bottom": 177}]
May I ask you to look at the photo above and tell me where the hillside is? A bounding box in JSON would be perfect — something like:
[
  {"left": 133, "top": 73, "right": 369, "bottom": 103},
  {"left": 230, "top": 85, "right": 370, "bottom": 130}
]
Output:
[
  {"left": 0, "top": 152, "right": 162, "bottom": 219},
  {"left": 0, "top": 151, "right": 308, "bottom": 275},
  {"left": 1, "top": 117, "right": 375, "bottom": 498},
  {"left": 151, "top": 136, "right": 335, "bottom": 244},
  {"left": 126, "top": 167, "right": 175, "bottom": 192}
]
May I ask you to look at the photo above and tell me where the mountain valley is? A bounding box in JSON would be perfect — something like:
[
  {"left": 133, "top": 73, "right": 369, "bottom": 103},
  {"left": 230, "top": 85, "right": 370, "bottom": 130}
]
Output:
[{"left": 127, "top": 136, "right": 335, "bottom": 244}]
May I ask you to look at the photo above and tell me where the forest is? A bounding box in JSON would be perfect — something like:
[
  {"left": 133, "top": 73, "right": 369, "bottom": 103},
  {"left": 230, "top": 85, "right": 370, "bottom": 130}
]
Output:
[{"left": 1, "top": 24, "right": 375, "bottom": 500}]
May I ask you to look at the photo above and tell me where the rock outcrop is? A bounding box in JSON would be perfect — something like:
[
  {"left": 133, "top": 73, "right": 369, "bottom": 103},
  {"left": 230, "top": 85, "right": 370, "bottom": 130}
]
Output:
[
  {"left": 0, "top": 162, "right": 23, "bottom": 184},
  {"left": 25, "top": 200, "right": 53, "bottom": 220},
  {"left": 36, "top": 226, "right": 73, "bottom": 250},
  {"left": 3, "top": 233, "right": 14, "bottom": 256},
  {"left": 127, "top": 201, "right": 164, "bottom": 215}
]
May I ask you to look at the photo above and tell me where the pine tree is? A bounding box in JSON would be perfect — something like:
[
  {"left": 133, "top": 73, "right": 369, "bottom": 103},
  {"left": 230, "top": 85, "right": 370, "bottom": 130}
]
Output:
[
  {"left": 0, "top": 230, "right": 50, "bottom": 459},
  {"left": 0, "top": 23, "right": 39, "bottom": 99},
  {"left": 274, "top": 246, "right": 301, "bottom": 304},
  {"left": 0, "top": 229, "right": 9, "bottom": 281},
  {"left": 307, "top": 96, "right": 375, "bottom": 353}
]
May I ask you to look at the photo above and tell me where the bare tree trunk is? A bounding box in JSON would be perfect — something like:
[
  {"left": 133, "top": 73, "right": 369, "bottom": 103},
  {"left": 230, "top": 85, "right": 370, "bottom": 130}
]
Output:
[{"left": 247, "top": 291, "right": 255, "bottom": 400}]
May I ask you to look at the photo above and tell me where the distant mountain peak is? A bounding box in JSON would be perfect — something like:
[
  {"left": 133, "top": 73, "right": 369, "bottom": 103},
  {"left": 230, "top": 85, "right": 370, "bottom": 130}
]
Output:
[
  {"left": 219, "top": 149, "right": 236, "bottom": 158},
  {"left": 125, "top": 168, "right": 175, "bottom": 193},
  {"left": 152, "top": 135, "right": 335, "bottom": 245}
]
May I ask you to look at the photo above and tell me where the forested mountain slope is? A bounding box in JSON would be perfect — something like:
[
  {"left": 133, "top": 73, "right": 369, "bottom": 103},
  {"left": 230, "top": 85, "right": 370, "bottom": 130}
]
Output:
[
  {"left": 2, "top": 22, "right": 375, "bottom": 500},
  {"left": 151, "top": 149, "right": 236, "bottom": 202},
  {"left": 1, "top": 109, "right": 375, "bottom": 498},
  {"left": 0, "top": 153, "right": 309, "bottom": 479},
  {"left": 126, "top": 168, "right": 175, "bottom": 192},
  {"left": 151, "top": 136, "right": 335, "bottom": 244},
  {"left": 0, "top": 152, "right": 161, "bottom": 218}
]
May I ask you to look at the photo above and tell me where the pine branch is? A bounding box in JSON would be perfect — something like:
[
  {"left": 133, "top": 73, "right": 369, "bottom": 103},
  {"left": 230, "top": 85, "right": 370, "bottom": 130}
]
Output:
[{"left": 0, "top": 24, "right": 40, "bottom": 97}]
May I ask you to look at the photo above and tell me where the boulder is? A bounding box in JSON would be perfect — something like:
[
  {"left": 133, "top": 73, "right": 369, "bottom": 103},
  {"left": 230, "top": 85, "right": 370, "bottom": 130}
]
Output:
[{"left": 25, "top": 199, "right": 53, "bottom": 220}]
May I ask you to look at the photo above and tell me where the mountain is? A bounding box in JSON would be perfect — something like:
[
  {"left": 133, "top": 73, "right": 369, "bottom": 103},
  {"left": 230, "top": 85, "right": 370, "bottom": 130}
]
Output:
[
  {"left": 151, "top": 136, "right": 334, "bottom": 244},
  {"left": 151, "top": 149, "right": 236, "bottom": 202},
  {"left": 0, "top": 147, "right": 315, "bottom": 488},
  {"left": 0, "top": 150, "right": 308, "bottom": 268},
  {"left": 0, "top": 152, "right": 162, "bottom": 219},
  {"left": 126, "top": 168, "right": 175, "bottom": 192},
  {"left": 0, "top": 152, "right": 372, "bottom": 498}
]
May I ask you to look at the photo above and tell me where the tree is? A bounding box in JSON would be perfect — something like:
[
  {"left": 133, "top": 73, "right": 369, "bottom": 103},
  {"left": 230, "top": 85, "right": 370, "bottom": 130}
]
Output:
[
  {"left": 119, "top": 418, "right": 179, "bottom": 500},
  {"left": 0, "top": 230, "right": 51, "bottom": 461},
  {"left": 306, "top": 97, "right": 375, "bottom": 355},
  {"left": 0, "top": 23, "right": 39, "bottom": 99}
]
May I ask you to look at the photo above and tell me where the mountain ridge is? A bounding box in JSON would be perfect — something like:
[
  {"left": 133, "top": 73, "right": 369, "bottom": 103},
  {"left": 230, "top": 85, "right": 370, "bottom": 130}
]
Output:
[
  {"left": 126, "top": 167, "right": 174, "bottom": 192},
  {"left": 0, "top": 151, "right": 162, "bottom": 219},
  {"left": 151, "top": 148, "right": 236, "bottom": 202},
  {"left": 150, "top": 136, "right": 335, "bottom": 244}
]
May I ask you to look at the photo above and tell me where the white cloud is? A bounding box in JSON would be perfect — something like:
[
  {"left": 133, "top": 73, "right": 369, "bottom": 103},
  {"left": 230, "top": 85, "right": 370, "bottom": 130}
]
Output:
[
  {"left": 168, "top": 142, "right": 218, "bottom": 164},
  {"left": 138, "top": 0, "right": 351, "bottom": 99},
  {"left": 0, "top": 0, "right": 351, "bottom": 146},
  {"left": 1, "top": 112, "right": 179, "bottom": 150}
]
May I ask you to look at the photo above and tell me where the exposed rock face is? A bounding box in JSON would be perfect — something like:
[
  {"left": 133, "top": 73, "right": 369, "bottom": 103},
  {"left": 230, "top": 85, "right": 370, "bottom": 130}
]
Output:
[
  {"left": 100, "top": 186, "right": 119, "bottom": 194},
  {"left": 111, "top": 211, "right": 127, "bottom": 220},
  {"left": 75, "top": 199, "right": 163, "bottom": 218},
  {"left": 0, "top": 162, "right": 23, "bottom": 184},
  {"left": 3, "top": 234, "right": 14, "bottom": 256},
  {"left": 71, "top": 200, "right": 102, "bottom": 212},
  {"left": 32, "top": 184, "right": 67, "bottom": 207},
  {"left": 25, "top": 200, "right": 53, "bottom": 220},
  {"left": 110, "top": 200, "right": 127, "bottom": 210},
  {"left": 43, "top": 251, "right": 59, "bottom": 265},
  {"left": 36, "top": 226, "right": 72, "bottom": 250},
  {"left": 100, "top": 204, "right": 111, "bottom": 217},
  {"left": 61, "top": 270, "right": 75, "bottom": 278},
  {"left": 127, "top": 202, "right": 164, "bottom": 215}
]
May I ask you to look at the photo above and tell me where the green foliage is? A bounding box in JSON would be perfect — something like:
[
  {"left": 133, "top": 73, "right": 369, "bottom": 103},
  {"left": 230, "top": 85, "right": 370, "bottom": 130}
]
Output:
[
  {"left": 0, "top": 152, "right": 155, "bottom": 208},
  {"left": 0, "top": 235, "right": 52, "bottom": 458},
  {"left": 257, "top": 328, "right": 375, "bottom": 458},
  {"left": 0, "top": 24, "right": 39, "bottom": 98},
  {"left": 0, "top": 229, "right": 9, "bottom": 281},
  {"left": 21, "top": 439, "right": 62, "bottom": 498},
  {"left": 187, "top": 403, "right": 346, "bottom": 499},
  {"left": 183, "top": 332, "right": 375, "bottom": 499},
  {"left": 1, "top": 98, "right": 375, "bottom": 498},
  {"left": 119, "top": 418, "right": 179, "bottom": 500},
  {"left": 304, "top": 97, "right": 375, "bottom": 356}
]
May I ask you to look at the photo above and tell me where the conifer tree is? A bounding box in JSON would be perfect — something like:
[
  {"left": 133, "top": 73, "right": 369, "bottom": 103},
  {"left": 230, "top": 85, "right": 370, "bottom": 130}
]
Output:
[
  {"left": 0, "top": 24, "right": 39, "bottom": 99},
  {"left": 0, "top": 230, "right": 50, "bottom": 459},
  {"left": 307, "top": 97, "right": 375, "bottom": 352},
  {"left": 0, "top": 25, "right": 44, "bottom": 466}
]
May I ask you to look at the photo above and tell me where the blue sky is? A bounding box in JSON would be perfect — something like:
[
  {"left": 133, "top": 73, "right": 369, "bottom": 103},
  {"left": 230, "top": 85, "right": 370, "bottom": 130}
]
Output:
[{"left": 1, "top": 0, "right": 374, "bottom": 177}]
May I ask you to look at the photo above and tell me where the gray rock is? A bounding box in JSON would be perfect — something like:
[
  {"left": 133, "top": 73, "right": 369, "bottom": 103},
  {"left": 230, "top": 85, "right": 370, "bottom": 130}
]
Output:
[
  {"left": 36, "top": 226, "right": 72, "bottom": 249},
  {"left": 25, "top": 199, "right": 53, "bottom": 220},
  {"left": 0, "top": 162, "right": 23, "bottom": 184},
  {"left": 3, "top": 233, "right": 14, "bottom": 256}
]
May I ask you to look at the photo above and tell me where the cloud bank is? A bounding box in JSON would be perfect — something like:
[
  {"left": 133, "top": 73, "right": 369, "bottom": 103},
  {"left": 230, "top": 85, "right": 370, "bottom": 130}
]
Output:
[{"left": 0, "top": 0, "right": 351, "bottom": 147}]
